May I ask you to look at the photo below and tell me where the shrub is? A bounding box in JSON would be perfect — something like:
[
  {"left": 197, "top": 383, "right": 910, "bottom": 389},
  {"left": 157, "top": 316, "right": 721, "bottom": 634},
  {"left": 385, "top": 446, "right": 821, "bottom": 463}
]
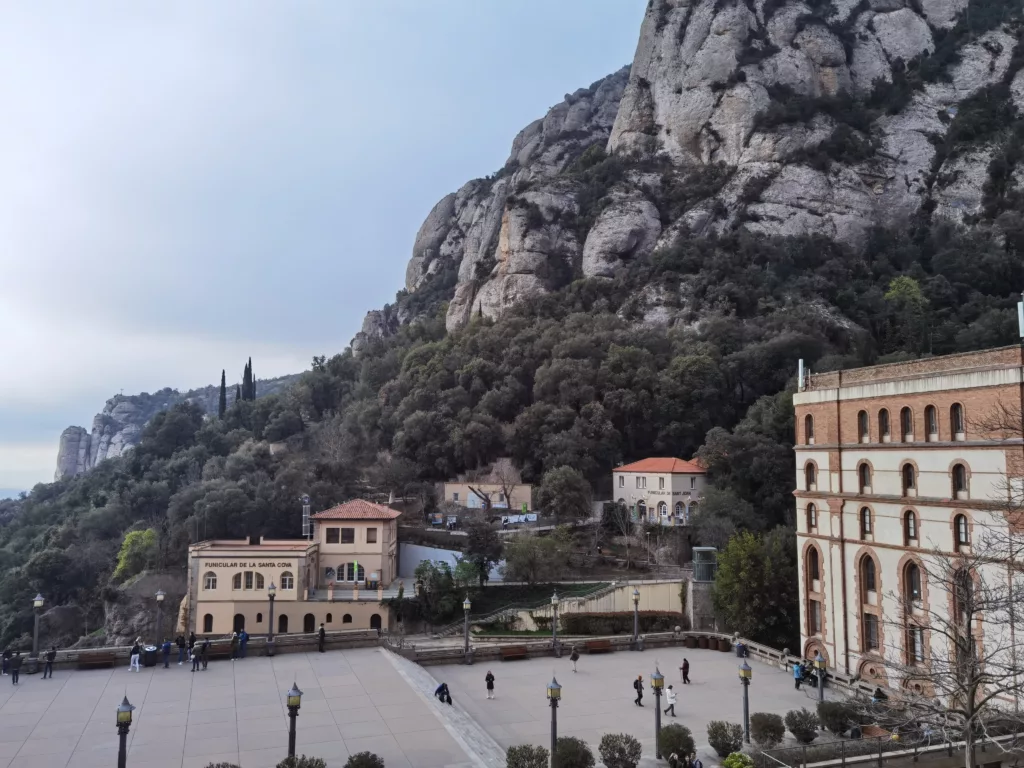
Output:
[
  {"left": 507, "top": 745, "right": 549, "bottom": 768},
  {"left": 556, "top": 737, "right": 595, "bottom": 768},
  {"left": 817, "top": 700, "right": 854, "bottom": 735},
  {"left": 344, "top": 754, "right": 385, "bottom": 768},
  {"left": 559, "top": 611, "right": 686, "bottom": 635},
  {"left": 723, "top": 754, "right": 755, "bottom": 768},
  {"left": 785, "top": 708, "right": 819, "bottom": 743},
  {"left": 277, "top": 758, "right": 327, "bottom": 768},
  {"left": 750, "top": 712, "right": 785, "bottom": 748},
  {"left": 598, "top": 733, "right": 643, "bottom": 768},
  {"left": 660, "top": 723, "right": 696, "bottom": 758},
  {"left": 707, "top": 721, "right": 743, "bottom": 757}
]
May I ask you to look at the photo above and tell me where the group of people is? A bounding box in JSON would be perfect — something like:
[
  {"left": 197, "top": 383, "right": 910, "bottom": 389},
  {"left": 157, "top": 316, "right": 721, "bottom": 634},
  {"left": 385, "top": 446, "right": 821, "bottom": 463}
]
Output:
[
  {"left": 129, "top": 631, "right": 219, "bottom": 672},
  {"left": 0, "top": 647, "right": 57, "bottom": 684}
]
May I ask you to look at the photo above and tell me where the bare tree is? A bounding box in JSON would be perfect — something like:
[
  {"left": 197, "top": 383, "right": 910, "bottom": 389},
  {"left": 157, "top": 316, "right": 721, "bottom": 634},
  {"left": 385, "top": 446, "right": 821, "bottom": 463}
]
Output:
[
  {"left": 602, "top": 502, "right": 635, "bottom": 568},
  {"left": 491, "top": 458, "right": 521, "bottom": 511}
]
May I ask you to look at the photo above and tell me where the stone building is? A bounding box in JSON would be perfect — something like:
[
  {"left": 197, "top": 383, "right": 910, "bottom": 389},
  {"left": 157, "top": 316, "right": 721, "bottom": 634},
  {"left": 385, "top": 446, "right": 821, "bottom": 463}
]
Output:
[
  {"left": 793, "top": 346, "right": 1024, "bottom": 692},
  {"left": 613, "top": 457, "right": 707, "bottom": 526}
]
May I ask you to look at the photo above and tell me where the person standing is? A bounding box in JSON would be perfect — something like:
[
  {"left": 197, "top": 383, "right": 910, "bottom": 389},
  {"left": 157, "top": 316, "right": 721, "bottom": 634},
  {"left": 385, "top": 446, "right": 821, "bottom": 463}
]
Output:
[
  {"left": 191, "top": 645, "right": 201, "bottom": 672},
  {"left": 43, "top": 647, "right": 56, "bottom": 679},
  {"left": 318, "top": 623, "right": 326, "bottom": 653},
  {"left": 239, "top": 629, "right": 249, "bottom": 659},
  {"left": 176, "top": 634, "right": 186, "bottom": 665},
  {"left": 633, "top": 674, "right": 644, "bottom": 706},
  {"left": 230, "top": 632, "right": 239, "bottom": 661},
  {"left": 793, "top": 661, "right": 803, "bottom": 690},
  {"left": 485, "top": 671, "right": 495, "bottom": 700},
  {"left": 569, "top": 645, "right": 580, "bottom": 673},
  {"left": 681, "top": 658, "right": 690, "bottom": 684},
  {"left": 161, "top": 638, "right": 172, "bottom": 669},
  {"left": 10, "top": 652, "right": 22, "bottom": 685},
  {"left": 129, "top": 642, "right": 141, "bottom": 672},
  {"left": 188, "top": 631, "right": 197, "bottom": 662},
  {"left": 200, "top": 639, "right": 210, "bottom": 670},
  {"left": 664, "top": 684, "right": 677, "bottom": 717}
]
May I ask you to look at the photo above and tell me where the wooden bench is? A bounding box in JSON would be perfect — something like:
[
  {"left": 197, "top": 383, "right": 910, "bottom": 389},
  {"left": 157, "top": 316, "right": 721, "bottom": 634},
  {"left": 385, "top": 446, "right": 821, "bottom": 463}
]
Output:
[
  {"left": 585, "top": 639, "right": 613, "bottom": 654},
  {"left": 500, "top": 645, "right": 529, "bottom": 661},
  {"left": 205, "top": 644, "right": 233, "bottom": 661},
  {"left": 77, "top": 651, "right": 117, "bottom": 670}
]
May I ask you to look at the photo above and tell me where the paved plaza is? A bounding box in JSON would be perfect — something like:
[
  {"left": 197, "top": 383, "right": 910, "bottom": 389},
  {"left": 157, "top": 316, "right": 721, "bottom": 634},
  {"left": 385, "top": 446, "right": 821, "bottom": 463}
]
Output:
[
  {"left": 429, "top": 646, "right": 830, "bottom": 763},
  {"left": 0, "top": 647, "right": 473, "bottom": 768}
]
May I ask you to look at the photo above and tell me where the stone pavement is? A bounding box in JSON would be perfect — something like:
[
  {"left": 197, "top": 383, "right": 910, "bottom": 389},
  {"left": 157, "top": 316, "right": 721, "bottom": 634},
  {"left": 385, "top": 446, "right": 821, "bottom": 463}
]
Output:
[
  {"left": 427, "top": 646, "right": 833, "bottom": 764},
  {"left": 0, "top": 647, "right": 473, "bottom": 768}
]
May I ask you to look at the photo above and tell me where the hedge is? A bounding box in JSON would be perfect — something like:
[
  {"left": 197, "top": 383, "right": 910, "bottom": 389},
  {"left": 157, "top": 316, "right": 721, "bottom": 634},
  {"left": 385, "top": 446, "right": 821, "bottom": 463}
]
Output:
[{"left": 560, "top": 611, "right": 685, "bottom": 635}]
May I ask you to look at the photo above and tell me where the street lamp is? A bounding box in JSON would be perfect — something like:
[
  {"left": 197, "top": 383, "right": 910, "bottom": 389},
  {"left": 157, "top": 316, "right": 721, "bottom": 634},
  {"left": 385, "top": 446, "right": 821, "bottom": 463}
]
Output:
[
  {"left": 739, "top": 660, "right": 752, "bottom": 743},
  {"left": 547, "top": 677, "right": 561, "bottom": 768},
  {"left": 551, "top": 591, "right": 560, "bottom": 656},
  {"left": 286, "top": 682, "right": 303, "bottom": 758},
  {"left": 463, "top": 594, "right": 472, "bottom": 657},
  {"left": 155, "top": 589, "right": 166, "bottom": 643},
  {"left": 651, "top": 666, "right": 665, "bottom": 759},
  {"left": 29, "top": 594, "right": 43, "bottom": 674},
  {"left": 116, "top": 695, "right": 135, "bottom": 768},
  {"left": 632, "top": 588, "right": 641, "bottom": 650},
  {"left": 814, "top": 652, "right": 826, "bottom": 702},
  {"left": 267, "top": 582, "right": 277, "bottom": 657}
]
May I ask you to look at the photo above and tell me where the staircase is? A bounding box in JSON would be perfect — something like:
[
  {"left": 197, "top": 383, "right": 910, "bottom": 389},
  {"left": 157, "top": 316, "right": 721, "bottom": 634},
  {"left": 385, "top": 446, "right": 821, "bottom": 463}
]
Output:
[{"left": 380, "top": 647, "right": 506, "bottom": 768}]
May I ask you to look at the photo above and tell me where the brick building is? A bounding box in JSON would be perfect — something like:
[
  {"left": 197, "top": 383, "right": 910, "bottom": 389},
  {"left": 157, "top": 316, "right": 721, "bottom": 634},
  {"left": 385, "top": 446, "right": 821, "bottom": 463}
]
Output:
[{"left": 793, "top": 346, "right": 1024, "bottom": 690}]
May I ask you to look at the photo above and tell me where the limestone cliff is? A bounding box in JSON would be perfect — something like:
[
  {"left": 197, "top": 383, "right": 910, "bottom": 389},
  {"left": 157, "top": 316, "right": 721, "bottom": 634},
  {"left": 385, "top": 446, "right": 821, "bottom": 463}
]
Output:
[{"left": 370, "top": 0, "right": 1022, "bottom": 339}]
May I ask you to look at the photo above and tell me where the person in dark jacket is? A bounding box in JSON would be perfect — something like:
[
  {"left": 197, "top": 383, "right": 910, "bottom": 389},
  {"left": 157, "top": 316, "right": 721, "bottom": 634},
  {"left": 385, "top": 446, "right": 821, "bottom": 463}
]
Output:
[
  {"left": 681, "top": 658, "right": 690, "bottom": 684},
  {"left": 230, "top": 632, "right": 239, "bottom": 660},
  {"left": 569, "top": 645, "right": 580, "bottom": 673},
  {"left": 239, "top": 630, "right": 249, "bottom": 658},
  {"left": 188, "top": 631, "right": 197, "bottom": 661},
  {"left": 176, "top": 635, "right": 186, "bottom": 665},
  {"left": 129, "top": 643, "right": 141, "bottom": 672},
  {"left": 318, "top": 623, "right": 326, "bottom": 653},
  {"left": 485, "top": 671, "right": 495, "bottom": 700},
  {"left": 200, "top": 639, "right": 210, "bottom": 670},
  {"left": 191, "top": 643, "right": 201, "bottom": 672},
  {"left": 43, "top": 647, "right": 56, "bottom": 679},
  {"left": 434, "top": 682, "right": 450, "bottom": 703},
  {"left": 633, "top": 675, "right": 644, "bottom": 706},
  {"left": 10, "top": 652, "right": 22, "bottom": 685},
  {"left": 161, "top": 638, "right": 172, "bottom": 668}
]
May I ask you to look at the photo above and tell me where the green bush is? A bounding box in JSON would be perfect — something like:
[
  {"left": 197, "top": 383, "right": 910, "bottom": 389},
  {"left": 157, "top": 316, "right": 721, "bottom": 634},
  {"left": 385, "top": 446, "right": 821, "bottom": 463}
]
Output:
[
  {"left": 556, "top": 737, "right": 595, "bottom": 768},
  {"left": 344, "top": 754, "right": 385, "bottom": 768},
  {"left": 785, "top": 708, "right": 819, "bottom": 743},
  {"left": 817, "top": 700, "right": 854, "bottom": 735},
  {"left": 750, "top": 712, "right": 785, "bottom": 748},
  {"left": 598, "top": 733, "right": 643, "bottom": 768},
  {"left": 723, "top": 754, "right": 754, "bottom": 768},
  {"left": 660, "top": 723, "right": 696, "bottom": 758},
  {"left": 559, "top": 611, "right": 686, "bottom": 635},
  {"left": 277, "top": 758, "right": 327, "bottom": 768},
  {"left": 707, "top": 721, "right": 743, "bottom": 757},
  {"left": 507, "top": 745, "right": 548, "bottom": 768}
]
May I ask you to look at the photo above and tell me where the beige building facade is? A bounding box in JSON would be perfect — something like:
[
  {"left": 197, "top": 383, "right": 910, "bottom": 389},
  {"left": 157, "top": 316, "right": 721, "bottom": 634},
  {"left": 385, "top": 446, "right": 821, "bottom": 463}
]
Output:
[
  {"left": 441, "top": 482, "right": 533, "bottom": 512},
  {"left": 613, "top": 457, "right": 707, "bottom": 525},
  {"left": 187, "top": 499, "right": 400, "bottom": 637}
]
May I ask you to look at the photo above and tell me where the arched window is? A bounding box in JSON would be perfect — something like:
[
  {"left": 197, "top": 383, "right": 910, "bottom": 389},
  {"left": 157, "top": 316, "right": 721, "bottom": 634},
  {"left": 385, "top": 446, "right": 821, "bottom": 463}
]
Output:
[
  {"left": 951, "top": 403, "right": 965, "bottom": 438},
  {"left": 902, "top": 464, "right": 916, "bottom": 495},
  {"left": 805, "top": 463, "right": 817, "bottom": 490},
  {"left": 925, "top": 405, "right": 938, "bottom": 439},
  {"left": 255, "top": 573, "right": 265, "bottom": 590},
  {"left": 281, "top": 572, "right": 295, "bottom": 590},
  {"left": 324, "top": 567, "right": 336, "bottom": 583},
  {"left": 953, "top": 464, "right": 968, "bottom": 497},
  {"left": 232, "top": 573, "right": 242, "bottom": 590},
  {"left": 858, "top": 463, "right": 871, "bottom": 493},
  {"left": 955, "top": 514, "right": 970, "bottom": 550},
  {"left": 878, "top": 409, "right": 890, "bottom": 440},
  {"left": 858, "top": 410, "right": 869, "bottom": 442},
  {"left": 256, "top": 613, "right": 263, "bottom": 623},
  {"left": 203, "top": 614, "right": 213, "bottom": 633},
  {"left": 862, "top": 557, "right": 877, "bottom": 593},
  {"left": 808, "top": 548, "right": 820, "bottom": 582},
  {"left": 345, "top": 563, "right": 366, "bottom": 582},
  {"left": 860, "top": 507, "right": 872, "bottom": 538},
  {"left": 343, "top": 614, "right": 352, "bottom": 624},
  {"left": 657, "top": 502, "right": 668, "bottom": 517},
  {"left": 807, "top": 503, "right": 817, "bottom": 530},
  {"left": 904, "top": 510, "right": 918, "bottom": 545},
  {"left": 203, "top": 572, "right": 217, "bottom": 590},
  {"left": 674, "top": 502, "right": 683, "bottom": 517},
  {"left": 900, "top": 407, "right": 914, "bottom": 441},
  {"left": 326, "top": 613, "right": 333, "bottom": 623},
  {"left": 371, "top": 614, "right": 382, "bottom": 630},
  {"left": 906, "top": 563, "right": 922, "bottom": 602},
  {"left": 279, "top": 615, "right": 289, "bottom": 634},
  {"left": 805, "top": 414, "right": 815, "bottom": 444}
]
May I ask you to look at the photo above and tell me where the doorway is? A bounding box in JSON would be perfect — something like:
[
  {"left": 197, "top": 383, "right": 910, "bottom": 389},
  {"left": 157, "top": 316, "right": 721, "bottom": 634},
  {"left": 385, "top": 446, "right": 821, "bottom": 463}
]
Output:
[
  {"left": 278, "top": 614, "right": 288, "bottom": 634},
  {"left": 303, "top": 613, "right": 315, "bottom": 633},
  {"left": 233, "top": 614, "right": 245, "bottom": 632}
]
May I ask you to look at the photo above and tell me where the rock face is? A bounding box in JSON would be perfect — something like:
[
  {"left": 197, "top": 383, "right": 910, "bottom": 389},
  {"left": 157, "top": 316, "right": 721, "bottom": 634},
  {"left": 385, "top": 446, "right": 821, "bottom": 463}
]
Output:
[{"left": 383, "top": 0, "right": 1024, "bottom": 335}]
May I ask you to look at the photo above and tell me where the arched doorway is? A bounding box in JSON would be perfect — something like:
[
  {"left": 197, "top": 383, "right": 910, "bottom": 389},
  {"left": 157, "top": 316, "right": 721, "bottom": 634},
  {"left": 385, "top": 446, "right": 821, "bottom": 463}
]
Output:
[
  {"left": 370, "top": 614, "right": 382, "bottom": 630},
  {"left": 233, "top": 614, "right": 245, "bottom": 633},
  {"left": 203, "top": 614, "right": 213, "bottom": 633},
  {"left": 278, "top": 614, "right": 288, "bottom": 634},
  {"left": 303, "top": 613, "right": 315, "bottom": 633}
]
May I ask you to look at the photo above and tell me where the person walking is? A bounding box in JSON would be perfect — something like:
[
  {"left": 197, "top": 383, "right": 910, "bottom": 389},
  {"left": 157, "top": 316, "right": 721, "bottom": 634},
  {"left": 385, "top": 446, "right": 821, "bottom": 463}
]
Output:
[
  {"left": 633, "top": 674, "right": 644, "bottom": 706},
  {"left": 681, "top": 658, "right": 690, "bottom": 684},
  {"left": 188, "top": 631, "right": 197, "bottom": 662},
  {"left": 569, "top": 645, "right": 580, "bottom": 673},
  {"left": 664, "top": 684, "right": 677, "bottom": 717},
  {"left": 191, "top": 645, "right": 201, "bottom": 672},
  {"left": 176, "top": 634, "right": 186, "bottom": 665},
  {"left": 129, "top": 642, "right": 141, "bottom": 672},
  {"left": 200, "top": 639, "right": 210, "bottom": 671},
  {"left": 793, "top": 661, "right": 804, "bottom": 690},
  {"left": 318, "top": 623, "right": 326, "bottom": 653},
  {"left": 690, "top": 753, "right": 703, "bottom": 768},
  {"left": 239, "top": 629, "right": 249, "bottom": 659},
  {"left": 230, "top": 632, "right": 239, "bottom": 661},
  {"left": 43, "top": 647, "right": 56, "bottom": 679},
  {"left": 485, "top": 671, "right": 495, "bottom": 699},
  {"left": 10, "top": 653, "right": 22, "bottom": 685},
  {"left": 161, "top": 638, "right": 172, "bottom": 669}
]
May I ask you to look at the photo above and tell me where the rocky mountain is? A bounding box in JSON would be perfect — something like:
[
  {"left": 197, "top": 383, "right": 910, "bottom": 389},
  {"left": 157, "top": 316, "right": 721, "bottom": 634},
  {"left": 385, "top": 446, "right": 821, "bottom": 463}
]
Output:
[
  {"left": 357, "top": 0, "right": 1023, "bottom": 345},
  {"left": 55, "top": 374, "right": 300, "bottom": 480}
]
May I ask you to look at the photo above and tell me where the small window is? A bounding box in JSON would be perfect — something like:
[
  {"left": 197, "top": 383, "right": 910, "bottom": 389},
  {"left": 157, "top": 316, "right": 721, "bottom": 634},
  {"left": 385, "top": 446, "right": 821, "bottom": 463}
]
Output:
[
  {"left": 367, "top": 528, "right": 378, "bottom": 544},
  {"left": 860, "top": 507, "right": 872, "bottom": 538},
  {"left": 955, "top": 514, "right": 970, "bottom": 548},
  {"left": 341, "top": 528, "right": 355, "bottom": 544},
  {"left": 858, "top": 410, "right": 869, "bottom": 441},
  {"left": 858, "top": 463, "right": 871, "bottom": 493},
  {"left": 925, "top": 405, "right": 938, "bottom": 438},
  {"left": 618, "top": 476, "right": 624, "bottom": 488},
  {"left": 900, "top": 407, "right": 913, "bottom": 441},
  {"left": 343, "top": 614, "right": 352, "bottom": 624},
  {"left": 953, "top": 464, "right": 968, "bottom": 496},
  {"left": 244, "top": 571, "right": 254, "bottom": 590},
  {"left": 658, "top": 502, "right": 668, "bottom": 517},
  {"left": 951, "top": 403, "right": 965, "bottom": 438},
  {"left": 636, "top": 476, "right": 647, "bottom": 489},
  {"left": 690, "top": 477, "right": 696, "bottom": 489},
  {"left": 810, "top": 600, "right": 822, "bottom": 633},
  {"left": 805, "top": 463, "right": 816, "bottom": 490},
  {"left": 453, "top": 492, "right": 459, "bottom": 502},
  {"left": 906, "top": 563, "right": 922, "bottom": 602},
  {"left": 908, "top": 626, "right": 925, "bottom": 663},
  {"left": 281, "top": 571, "right": 295, "bottom": 590},
  {"left": 255, "top": 573, "right": 265, "bottom": 590},
  {"left": 808, "top": 548, "right": 820, "bottom": 581},
  {"left": 203, "top": 572, "right": 217, "bottom": 590},
  {"left": 326, "top": 528, "right": 340, "bottom": 544},
  {"left": 807, "top": 503, "right": 817, "bottom": 530},
  {"left": 862, "top": 557, "right": 876, "bottom": 593},
  {"left": 498, "top": 493, "right": 505, "bottom": 502},
  {"left": 232, "top": 573, "right": 242, "bottom": 590},
  {"left": 675, "top": 501, "right": 684, "bottom": 516},
  {"left": 326, "top": 613, "right": 333, "bottom": 623},
  {"left": 864, "top": 614, "right": 879, "bottom": 650},
  {"left": 256, "top": 613, "right": 263, "bottom": 623},
  {"left": 659, "top": 477, "right": 665, "bottom": 490},
  {"left": 902, "top": 464, "right": 916, "bottom": 495},
  {"left": 805, "top": 414, "right": 814, "bottom": 444},
  {"left": 878, "top": 409, "right": 890, "bottom": 440},
  {"left": 904, "top": 510, "right": 918, "bottom": 544},
  {"left": 203, "top": 614, "right": 213, "bottom": 633}
]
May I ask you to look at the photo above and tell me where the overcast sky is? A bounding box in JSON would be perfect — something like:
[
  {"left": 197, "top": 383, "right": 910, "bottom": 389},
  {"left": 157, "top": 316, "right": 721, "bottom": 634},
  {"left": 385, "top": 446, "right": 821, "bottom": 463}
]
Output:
[{"left": 0, "top": 1, "right": 645, "bottom": 493}]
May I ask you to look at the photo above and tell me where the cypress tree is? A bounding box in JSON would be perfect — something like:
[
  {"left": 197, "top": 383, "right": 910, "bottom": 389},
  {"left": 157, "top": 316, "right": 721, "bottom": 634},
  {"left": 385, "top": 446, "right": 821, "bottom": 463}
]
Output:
[
  {"left": 242, "top": 360, "right": 252, "bottom": 401},
  {"left": 251, "top": 365, "right": 256, "bottom": 400},
  {"left": 218, "top": 370, "right": 227, "bottom": 418},
  {"left": 235, "top": 384, "right": 241, "bottom": 402}
]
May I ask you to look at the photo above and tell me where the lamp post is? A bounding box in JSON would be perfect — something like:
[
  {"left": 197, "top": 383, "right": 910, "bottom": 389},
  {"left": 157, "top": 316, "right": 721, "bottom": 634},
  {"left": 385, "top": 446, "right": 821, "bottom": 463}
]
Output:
[
  {"left": 286, "top": 682, "right": 303, "bottom": 758},
  {"left": 815, "top": 652, "right": 826, "bottom": 702},
  {"left": 652, "top": 666, "right": 664, "bottom": 759},
  {"left": 551, "top": 591, "right": 560, "bottom": 657},
  {"left": 463, "top": 594, "right": 472, "bottom": 657},
  {"left": 547, "top": 677, "right": 561, "bottom": 768},
  {"left": 116, "top": 695, "right": 135, "bottom": 768},
  {"left": 155, "top": 589, "right": 166, "bottom": 642},
  {"left": 28, "top": 594, "right": 43, "bottom": 674},
  {"left": 739, "top": 660, "right": 752, "bottom": 744},
  {"left": 632, "top": 588, "right": 640, "bottom": 650},
  {"left": 267, "top": 582, "right": 277, "bottom": 657}
]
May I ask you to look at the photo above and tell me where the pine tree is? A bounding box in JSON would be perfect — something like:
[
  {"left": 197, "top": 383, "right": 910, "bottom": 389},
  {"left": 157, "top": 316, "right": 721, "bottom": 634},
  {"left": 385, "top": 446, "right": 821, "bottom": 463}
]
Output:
[{"left": 218, "top": 370, "right": 227, "bottom": 418}]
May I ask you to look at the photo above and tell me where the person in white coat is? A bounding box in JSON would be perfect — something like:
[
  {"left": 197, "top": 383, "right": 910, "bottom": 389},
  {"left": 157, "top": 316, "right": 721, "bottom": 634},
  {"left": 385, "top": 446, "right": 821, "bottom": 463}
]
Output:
[{"left": 663, "top": 684, "right": 677, "bottom": 716}]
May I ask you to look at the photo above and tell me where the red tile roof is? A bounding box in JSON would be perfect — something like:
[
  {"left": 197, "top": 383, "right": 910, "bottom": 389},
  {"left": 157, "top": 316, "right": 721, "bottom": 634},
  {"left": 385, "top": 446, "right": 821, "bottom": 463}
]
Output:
[
  {"left": 614, "top": 458, "right": 705, "bottom": 474},
  {"left": 311, "top": 499, "right": 402, "bottom": 520}
]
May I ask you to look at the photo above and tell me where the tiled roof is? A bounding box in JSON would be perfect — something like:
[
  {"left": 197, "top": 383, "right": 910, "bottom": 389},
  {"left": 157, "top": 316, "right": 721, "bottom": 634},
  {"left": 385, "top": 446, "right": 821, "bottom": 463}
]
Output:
[
  {"left": 311, "top": 499, "right": 402, "bottom": 520},
  {"left": 614, "top": 458, "right": 705, "bottom": 474}
]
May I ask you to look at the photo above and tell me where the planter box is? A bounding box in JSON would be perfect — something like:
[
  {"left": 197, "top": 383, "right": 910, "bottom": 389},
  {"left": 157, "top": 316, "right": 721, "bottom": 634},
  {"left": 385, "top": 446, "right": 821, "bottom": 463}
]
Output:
[
  {"left": 719, "top": 638, "right": 731, "bottom": 652},
  {"left": 685, "top": 636, "right": 697, "bottom": 648},
  {"left": 698, "top": 636, "right": 709, "bottom": 649}
]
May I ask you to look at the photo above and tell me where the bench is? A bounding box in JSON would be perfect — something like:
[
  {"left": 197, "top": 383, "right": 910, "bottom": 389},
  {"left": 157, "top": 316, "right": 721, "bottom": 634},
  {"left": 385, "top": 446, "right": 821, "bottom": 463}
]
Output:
[
  {"left": 78, "top": 651, "right": 117, "bottom": 670},
  {"left": 500, "top": 645, "right": 529, "bottom": 661},
  {"left": 585, "top": 639, "right": 613, "bottom": 654},
  {"left": 205, "top": 644, "right": 233, "bottom": 661}
]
